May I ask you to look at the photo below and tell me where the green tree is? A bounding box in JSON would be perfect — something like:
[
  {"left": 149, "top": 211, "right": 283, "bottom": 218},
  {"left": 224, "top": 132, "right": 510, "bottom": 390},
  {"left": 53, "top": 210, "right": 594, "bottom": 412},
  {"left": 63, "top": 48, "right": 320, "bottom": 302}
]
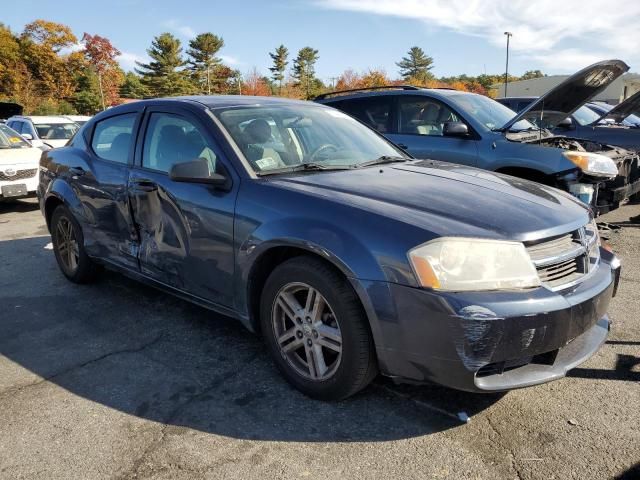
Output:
[
  {"left": 136, "top": 32, "right": 191, "bottom": 97},
  {"left": 187, "top": 32, "right": 224, "bottom": 95},
  {"left": 520, "top": 69, "right": 545, "bottom": 80},
  {"left": 119, "top": 71, "right": 148, "bottom": 98},
  {"left": 269, "top": 44, "right": 288, "bottom": 94},
  {"left": 292, "top": 46, "right": 319, "bottom": 99},
  {"left": 397, "top": 46, "right": 434, "bottom": 81}
]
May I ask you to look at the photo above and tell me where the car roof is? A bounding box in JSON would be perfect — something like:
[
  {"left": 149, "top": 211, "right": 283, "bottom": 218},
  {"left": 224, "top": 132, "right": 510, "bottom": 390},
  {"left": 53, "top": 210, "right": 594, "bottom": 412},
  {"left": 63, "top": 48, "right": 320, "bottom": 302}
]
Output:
[
  {"left": 10, "top": 115, "right": 79, "bottom": 124},
  {"left": 175, "top": 95, "right": 318, "bottom": 109},
  {"left": 316, "top": 88, "right": 473, "bottom": 103}
]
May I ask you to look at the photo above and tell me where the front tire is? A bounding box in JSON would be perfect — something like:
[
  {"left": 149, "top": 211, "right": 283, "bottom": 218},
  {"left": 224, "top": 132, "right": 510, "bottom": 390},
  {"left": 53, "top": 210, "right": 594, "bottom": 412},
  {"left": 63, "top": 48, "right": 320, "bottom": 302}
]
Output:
[
  {"left": 51, "top": 204, "right": 98, "bottom": 283},
  {"left": 260, "top": 256, "right": 377, "bottom": 400}
]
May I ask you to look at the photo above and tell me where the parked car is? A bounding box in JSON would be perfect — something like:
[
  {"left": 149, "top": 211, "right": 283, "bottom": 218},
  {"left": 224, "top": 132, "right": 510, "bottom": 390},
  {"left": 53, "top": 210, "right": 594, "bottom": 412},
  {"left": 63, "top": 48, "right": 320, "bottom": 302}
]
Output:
[
  {"left": 6, "top": 115, "right": 79, "bottom": 150},
  {"left": 497, "top": 92, "right": 640, "bottom": 151},
  {"left": 63, "top": 115, "right": 92, "bottom": 126},
  {"left": 317, "top": 60, "right": 637, "bottom": 214},
  {"left": 585, "top": 99, "right": 640, "bottom": 128},
  {"left": 0, "top": 123, "right": 41, "bottom": 201},
  {"left": 38, "top": 96, "right": 620, "bottom": 400}
]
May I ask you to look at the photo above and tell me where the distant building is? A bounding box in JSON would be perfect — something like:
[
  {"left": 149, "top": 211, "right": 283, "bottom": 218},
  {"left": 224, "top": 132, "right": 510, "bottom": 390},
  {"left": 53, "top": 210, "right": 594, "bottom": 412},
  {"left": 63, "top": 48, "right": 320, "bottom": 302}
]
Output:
[{"left": 492, "top": 73, "right": 640, "bottom": 104}]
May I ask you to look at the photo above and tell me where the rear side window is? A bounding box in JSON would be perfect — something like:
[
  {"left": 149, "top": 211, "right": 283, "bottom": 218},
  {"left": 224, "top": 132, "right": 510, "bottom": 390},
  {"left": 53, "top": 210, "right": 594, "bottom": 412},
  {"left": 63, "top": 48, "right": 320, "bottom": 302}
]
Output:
[
  {"left": 333, "top": 97, "right": 392, "bottom": 133},
  {"left": 91, "top": 113, "right": 136, "bottom": 163}
]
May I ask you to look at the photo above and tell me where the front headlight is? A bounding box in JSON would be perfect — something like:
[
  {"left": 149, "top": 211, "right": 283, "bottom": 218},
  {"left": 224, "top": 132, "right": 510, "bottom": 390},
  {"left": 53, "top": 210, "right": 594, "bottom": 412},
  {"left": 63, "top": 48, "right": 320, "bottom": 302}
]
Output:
[
  {"left": 408, "top": 237, "right": 541, "bottom": 291},
  {"left": 563, "top": 151, "right": 618, "bottom": 178}
]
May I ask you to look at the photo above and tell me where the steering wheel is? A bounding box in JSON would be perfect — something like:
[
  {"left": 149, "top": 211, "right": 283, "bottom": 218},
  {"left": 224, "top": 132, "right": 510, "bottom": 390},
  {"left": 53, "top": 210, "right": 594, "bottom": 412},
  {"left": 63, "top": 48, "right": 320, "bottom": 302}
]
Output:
[{"left": 309, "top": 143, "right": 339, "bottom": 161}]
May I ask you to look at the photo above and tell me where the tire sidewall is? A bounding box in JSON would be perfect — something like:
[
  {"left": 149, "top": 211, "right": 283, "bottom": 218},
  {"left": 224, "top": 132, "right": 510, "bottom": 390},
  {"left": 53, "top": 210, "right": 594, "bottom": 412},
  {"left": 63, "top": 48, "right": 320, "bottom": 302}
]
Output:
[
  {"left": 260, "top": 258, "right": 372, "bottom": 400},
  {"left": 51, "top": 204, "right": 92, "bottom": 282}
]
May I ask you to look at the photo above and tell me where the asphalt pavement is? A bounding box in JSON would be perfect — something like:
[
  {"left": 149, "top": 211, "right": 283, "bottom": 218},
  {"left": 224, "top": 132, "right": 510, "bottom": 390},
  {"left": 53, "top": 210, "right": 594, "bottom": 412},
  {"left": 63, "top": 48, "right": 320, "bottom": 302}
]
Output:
[{"left": 0, "top": 198, "right": 638, "bottom": 480}]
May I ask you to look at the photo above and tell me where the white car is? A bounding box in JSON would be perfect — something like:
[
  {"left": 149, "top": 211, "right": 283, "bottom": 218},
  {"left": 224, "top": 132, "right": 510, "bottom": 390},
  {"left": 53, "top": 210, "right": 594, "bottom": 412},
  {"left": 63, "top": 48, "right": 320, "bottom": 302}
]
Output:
[
  {"left": 63, "top": 115, "right": 92, "bottom": 126},
  {"left": 0, "top": 124, "right": 41, "bottom": 201},
  {"left": 6, "top": 115, "right": 79, "bottom": 150}
]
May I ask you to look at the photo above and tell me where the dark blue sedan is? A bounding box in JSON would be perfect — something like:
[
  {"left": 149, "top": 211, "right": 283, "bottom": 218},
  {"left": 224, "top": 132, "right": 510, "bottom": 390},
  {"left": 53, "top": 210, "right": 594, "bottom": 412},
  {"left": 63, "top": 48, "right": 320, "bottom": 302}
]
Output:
[{"left": 38, "top": 96, "right": 620, "bottom": 400}]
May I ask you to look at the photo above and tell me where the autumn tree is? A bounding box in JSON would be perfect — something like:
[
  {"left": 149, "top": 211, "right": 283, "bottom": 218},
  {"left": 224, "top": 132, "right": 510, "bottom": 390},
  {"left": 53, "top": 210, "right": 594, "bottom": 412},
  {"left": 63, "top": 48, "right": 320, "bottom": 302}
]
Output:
[
  {"left": 269, "top": 45, "right": 288, "bottom": 94},
  {"left": 21, "top": 20, "right": 81, "bottom": 101},
  {"left": 136, "top": 33, "right": 191, "bottom": 97},
  {"left": 243, "top": 67, "right": 271, "bottom": 96},
  {"left": 397, "top": 46, "right": 434, "bottom": 82},
  {"left": 187, "top": 32, "right": 224, "bottom": 94},
  {"left": 0, "top": 24, "right": 22, "bottom": 101},
  {"left": 82, "top": 33, "right": 123, "bottom": 109}
]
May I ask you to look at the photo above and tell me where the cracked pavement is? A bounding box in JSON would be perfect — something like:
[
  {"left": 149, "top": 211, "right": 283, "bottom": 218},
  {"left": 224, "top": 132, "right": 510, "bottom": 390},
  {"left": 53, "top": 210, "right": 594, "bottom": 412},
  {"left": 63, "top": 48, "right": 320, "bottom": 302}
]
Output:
[{"left": 0, "top": 198, "right": 638, "bottom": 479}]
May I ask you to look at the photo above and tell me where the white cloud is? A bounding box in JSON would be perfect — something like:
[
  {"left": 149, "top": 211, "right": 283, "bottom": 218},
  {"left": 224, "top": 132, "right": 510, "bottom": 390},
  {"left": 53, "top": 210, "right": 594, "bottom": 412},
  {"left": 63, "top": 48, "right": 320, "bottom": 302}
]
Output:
[
  {"left": 317, "top": 0, "right": 640, "bottom": 71},
  {"left": 220, "top": 55, "right": 243, "bottom": 66},
  {"left": 163, "top": 20, "right": 196, "bottom": 38},
  {"left": 117, "top": 51, "right": 147, "bottom": 71},
  {"left": 60, "top": 42, "right": 85, "bottom": 55}
]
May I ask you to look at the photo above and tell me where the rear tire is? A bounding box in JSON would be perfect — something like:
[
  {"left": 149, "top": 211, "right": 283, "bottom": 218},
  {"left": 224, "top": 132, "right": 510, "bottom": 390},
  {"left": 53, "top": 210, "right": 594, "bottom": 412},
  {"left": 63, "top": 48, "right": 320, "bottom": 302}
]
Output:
[
  {"left": 51, "top": 204, "right": 98, "bottom": 283},
  {"left": 260, "top": 256, "right": 377, "bottom": 400}
]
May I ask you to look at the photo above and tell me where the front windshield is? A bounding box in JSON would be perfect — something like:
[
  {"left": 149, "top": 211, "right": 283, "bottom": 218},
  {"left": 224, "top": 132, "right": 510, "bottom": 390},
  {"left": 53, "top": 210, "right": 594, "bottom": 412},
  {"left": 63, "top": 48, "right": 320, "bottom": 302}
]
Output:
[
  {"left": 449, "top": 93, "right": 536, "bottom": 132},
  {"left": 214, "top": 104, "right": 406, "bottom": 173},
  {"left": 573, "top": 106, "right": 602, "bottom": 126},
  {"left": 34, "top": 122, "right": 79, "bottom": 140},
  {"left": 0, "top": 124, "right": 30, "bottom": 149}
]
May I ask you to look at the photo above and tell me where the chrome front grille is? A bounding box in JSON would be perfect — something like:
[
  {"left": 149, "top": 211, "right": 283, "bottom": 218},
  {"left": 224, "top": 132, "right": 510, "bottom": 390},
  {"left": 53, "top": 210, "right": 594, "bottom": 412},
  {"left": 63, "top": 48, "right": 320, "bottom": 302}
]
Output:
[
  {"left": 0, "top": 168, "right": 38, "bottom": 181},
  {"left": 526, "top": 224, "right": 600, "bottom": 290}
]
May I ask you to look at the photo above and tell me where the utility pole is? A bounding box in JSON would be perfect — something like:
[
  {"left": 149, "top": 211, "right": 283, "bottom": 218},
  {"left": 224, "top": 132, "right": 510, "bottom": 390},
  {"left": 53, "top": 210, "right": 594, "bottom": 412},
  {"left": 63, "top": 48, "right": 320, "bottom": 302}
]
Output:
[{"left": 504, "top": 31, "right": 512, "bottom": 97}]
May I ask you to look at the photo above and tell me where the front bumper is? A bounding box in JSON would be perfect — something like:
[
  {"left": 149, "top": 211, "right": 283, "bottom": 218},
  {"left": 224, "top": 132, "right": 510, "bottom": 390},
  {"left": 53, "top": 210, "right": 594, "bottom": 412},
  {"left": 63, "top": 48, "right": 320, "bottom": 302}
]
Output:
[
  {"left": 359, "top": 250, "right": 619, "bottom": 392},
  {"left": 0, "top": 172, "right": 38, "bottom": 200}
]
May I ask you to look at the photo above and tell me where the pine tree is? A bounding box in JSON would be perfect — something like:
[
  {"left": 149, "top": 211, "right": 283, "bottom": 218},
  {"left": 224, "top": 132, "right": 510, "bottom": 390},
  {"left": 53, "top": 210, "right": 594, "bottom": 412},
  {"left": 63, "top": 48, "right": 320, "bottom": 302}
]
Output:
[
  {"left": 292, "top": 47, "right": 319, "bottom": 99},
  {"left": 135, "top": 33, "right": 191, "bottom": 97},
  {"left": 269, "top": 44, "right": 288, "bottom": 95},
  {"left": 187, "top": 32, "right": 224, "bottom": 95},
  {"left": 396, "top": 46, "right": 434, "bottom": 81}
]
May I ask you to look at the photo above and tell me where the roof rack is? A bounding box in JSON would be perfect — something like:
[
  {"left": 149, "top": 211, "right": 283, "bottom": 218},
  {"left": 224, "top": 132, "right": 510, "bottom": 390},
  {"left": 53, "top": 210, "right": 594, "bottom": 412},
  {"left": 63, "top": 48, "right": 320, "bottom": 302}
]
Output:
[{"left": 314, "top": 85, "right": 421, "bottom": 101}]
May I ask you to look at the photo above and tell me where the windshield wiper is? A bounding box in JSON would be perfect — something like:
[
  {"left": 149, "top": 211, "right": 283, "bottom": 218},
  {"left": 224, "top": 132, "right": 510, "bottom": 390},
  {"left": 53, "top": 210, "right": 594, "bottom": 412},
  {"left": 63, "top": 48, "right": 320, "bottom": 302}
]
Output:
[
  {"left": 354, "top": 156, "right": 409, "bottom": 168},
  {"left": 256, "top": 162, "right": 352, "bottom": 176}
]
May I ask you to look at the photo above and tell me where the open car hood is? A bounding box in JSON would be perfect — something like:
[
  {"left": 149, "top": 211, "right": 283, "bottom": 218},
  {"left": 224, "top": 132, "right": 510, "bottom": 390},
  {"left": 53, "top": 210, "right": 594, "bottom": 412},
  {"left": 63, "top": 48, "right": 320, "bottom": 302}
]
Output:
[
  {"left": 501, "top": 60, "right": 629, "bottom": 131},
  {"left": 592, "top": 89, "right": 640, "bottom": 125}
]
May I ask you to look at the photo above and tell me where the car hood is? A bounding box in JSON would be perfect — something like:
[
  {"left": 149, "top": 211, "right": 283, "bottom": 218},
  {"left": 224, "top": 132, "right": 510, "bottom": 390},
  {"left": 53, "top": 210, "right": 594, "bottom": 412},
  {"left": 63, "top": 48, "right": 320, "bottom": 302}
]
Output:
[
  {"left": 42, "top": 139, "right": 70, "bottom": 148},
  {"left": 592, "top": 90, "right": 640, "bottom": 125},
  {"left": 501, "top": 60, "right": 629, "bottom": 131},
  {"left": 0, "top": 147, "right": 41, "bottom": 166},
  {"left": 269, "top": 160, "right": 589, "bottom": 241}
]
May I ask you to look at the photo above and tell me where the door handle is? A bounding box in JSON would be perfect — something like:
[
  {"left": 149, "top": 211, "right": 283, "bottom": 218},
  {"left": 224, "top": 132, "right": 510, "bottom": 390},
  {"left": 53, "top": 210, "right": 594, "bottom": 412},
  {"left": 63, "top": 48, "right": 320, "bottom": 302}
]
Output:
[
  {"left": 397, "top": 143, "right": 408, "bottom": 150},
  {"left": 131, "top": 180, "right": 158, "bottom": 193},
  {"left": 69, "top": 166, "right": 85, "bottom": 177}
]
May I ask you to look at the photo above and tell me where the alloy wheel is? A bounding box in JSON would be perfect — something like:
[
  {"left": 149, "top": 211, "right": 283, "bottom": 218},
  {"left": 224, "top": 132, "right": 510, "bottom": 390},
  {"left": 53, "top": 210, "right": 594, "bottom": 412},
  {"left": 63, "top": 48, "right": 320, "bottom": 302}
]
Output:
[
  {"left": 55, "top": 216, "right": 79, "bottom": 272},
  {"left": 271, "top": 282, "right": 342, "bottom": 381}
]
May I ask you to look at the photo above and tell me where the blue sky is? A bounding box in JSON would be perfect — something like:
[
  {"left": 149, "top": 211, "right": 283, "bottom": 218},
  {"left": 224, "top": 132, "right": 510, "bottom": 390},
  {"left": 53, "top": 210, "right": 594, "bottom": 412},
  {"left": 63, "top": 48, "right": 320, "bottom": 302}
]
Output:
[{"left": 4, "top": 0, "right": 638, "bottom": 82}]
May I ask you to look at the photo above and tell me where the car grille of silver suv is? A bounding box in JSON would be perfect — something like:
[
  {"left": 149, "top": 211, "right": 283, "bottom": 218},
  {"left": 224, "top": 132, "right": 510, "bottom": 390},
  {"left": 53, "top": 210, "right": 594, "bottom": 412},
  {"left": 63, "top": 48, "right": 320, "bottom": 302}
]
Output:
[
  {"left": 0, "top": 168, "right": 38, "bottom": 181},
  {"left": 525, "top": 223, "right": 600, "bottom": 290}
]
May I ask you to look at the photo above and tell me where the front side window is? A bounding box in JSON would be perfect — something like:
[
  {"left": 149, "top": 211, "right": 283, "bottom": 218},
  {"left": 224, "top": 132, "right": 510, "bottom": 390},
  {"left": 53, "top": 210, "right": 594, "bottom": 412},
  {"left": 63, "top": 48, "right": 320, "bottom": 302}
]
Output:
[
  {"left": 34, "top": 122, "right": 79, "bottom": 140},
  {"left": 214, "top": 104, "right": 405, "bottom": 174},
  {"left": 91, "top": 113, "right": 136, "bottom": 163},
  {"left": 142, "top": 113, "right": 218, "bottom": 174},
  {"left": 398, "top": 97, "right": 460, "bottom": 136}
]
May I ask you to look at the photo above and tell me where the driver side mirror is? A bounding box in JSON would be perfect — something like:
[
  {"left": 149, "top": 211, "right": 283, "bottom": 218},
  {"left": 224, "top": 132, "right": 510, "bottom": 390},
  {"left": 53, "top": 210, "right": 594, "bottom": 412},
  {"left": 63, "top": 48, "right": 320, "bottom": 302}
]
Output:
[
  {"left": 442, "top": 122, "right": 469, "bottom": 137},
  {"left": 20, "top": 133, "right": 33, "bottom": 141},
  {"left": 558, "top": 117, "right": 573, "bottom": 129},
  {"left": 169, "top": 158, "right": 229, "bottom": 188}
]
